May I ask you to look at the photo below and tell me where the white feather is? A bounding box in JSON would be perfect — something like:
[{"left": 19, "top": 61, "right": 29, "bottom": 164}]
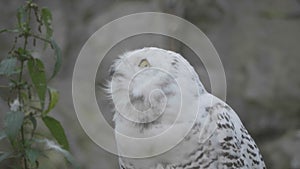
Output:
[{"left": 107, "top": 47, "right": 266, "bottom": 169}]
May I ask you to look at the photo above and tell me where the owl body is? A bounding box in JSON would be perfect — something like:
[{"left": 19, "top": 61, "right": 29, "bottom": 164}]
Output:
[{"left": 108, "top": 47, "right": 266, "bottom": 169}]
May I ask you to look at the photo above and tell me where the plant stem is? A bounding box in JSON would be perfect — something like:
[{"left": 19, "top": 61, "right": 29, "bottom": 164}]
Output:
[
  {"left": 18, "top": 4, "right": 31, "bottom": 169},
  {"left": 18, "top": 60, "right": 28, "bottom": 169},
  {"left": 19, "top": 54, "right": 28, "bottom": 169},
  {"left": 21, "top": 125, "right": 28, "bottom": 169}
]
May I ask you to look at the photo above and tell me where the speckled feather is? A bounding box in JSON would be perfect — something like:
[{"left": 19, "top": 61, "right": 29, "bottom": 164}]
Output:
[{"left": 107, "top": 47, "right": 266, "bottom": 169}]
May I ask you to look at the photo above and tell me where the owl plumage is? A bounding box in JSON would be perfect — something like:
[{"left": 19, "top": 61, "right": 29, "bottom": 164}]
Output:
[{"left": 107, "top": 47, "right": 266, "bottom": 169}]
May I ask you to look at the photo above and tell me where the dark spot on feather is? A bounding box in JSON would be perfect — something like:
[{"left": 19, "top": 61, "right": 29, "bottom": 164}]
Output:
[{"left": 224, "top": 136, "right": 233, "bottom": 141}]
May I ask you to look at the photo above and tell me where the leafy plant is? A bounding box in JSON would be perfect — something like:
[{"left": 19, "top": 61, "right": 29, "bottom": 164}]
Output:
[{"left": 0, "top": 1, "right": 78, "bottom": 168}]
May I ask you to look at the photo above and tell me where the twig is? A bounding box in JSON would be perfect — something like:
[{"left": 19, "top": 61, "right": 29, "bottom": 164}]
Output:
[{"left": 29, "top": 33, "right": 51, "bottom": 43}]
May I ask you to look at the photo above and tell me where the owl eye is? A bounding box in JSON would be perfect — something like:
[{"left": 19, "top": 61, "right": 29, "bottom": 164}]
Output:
[{"left": 138, "top": 59, "right": 150, "bottom": 68}]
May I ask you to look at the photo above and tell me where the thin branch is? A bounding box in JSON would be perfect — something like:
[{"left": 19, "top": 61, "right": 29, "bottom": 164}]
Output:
[
  {"left": 29, "top": 33, "right": 51, "bottom": 43},
  {"left": 19, "top": 3, "right": 31, "bottom": 169},
  {"left": 0, "top": 28, "right": 19, "bottom": 34}
]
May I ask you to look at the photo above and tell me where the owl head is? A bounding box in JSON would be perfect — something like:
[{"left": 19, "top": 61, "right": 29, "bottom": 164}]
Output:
[{"left": 106, "top": 47, "right": 205, "bottom": 130}]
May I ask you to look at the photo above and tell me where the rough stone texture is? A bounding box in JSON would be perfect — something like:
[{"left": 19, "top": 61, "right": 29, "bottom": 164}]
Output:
[{"left": 0, "top": 0, "right": 300, "bottom": 169}]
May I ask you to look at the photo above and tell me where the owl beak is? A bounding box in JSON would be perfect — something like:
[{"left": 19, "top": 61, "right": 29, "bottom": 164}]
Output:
[{"left": 138, "top": 59, "right": 151, "bottom": 68}]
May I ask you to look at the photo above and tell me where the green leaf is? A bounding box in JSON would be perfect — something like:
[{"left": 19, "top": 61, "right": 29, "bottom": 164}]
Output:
[
  {"left": 0, "top": 57, "right": 18, "bottom": 76},
  {"left": 42, "top": 116, "right": 69, "bottom": 150},
  {"left": 17, "top": 6, "right": 27, "bottom": 30},
  {"left": 50, "top": 39, "right": 62, "bottom": 79},
  {"left": 28, "top": 58, "right": 47, "bottom": 108},
  {"left": 4, "top": 111, "right": 24, "bottom": 140},
  {"left": 41, "top": 7, "right": 53, "bottom": 49},
  {"left": 0, "top": 152, "right": 13, "bottom": 163},
  {"left": 43, "top": 87, "right": 59, "bottom": 115},
  {"left": 17, "top": 47, "right": 31, "bottom": 61},
  {"left": 25, "top": 148, "right": 40, "bottom": 165},
  {"left": 0, "top": 29, "right": 8, "bottom": 34}
]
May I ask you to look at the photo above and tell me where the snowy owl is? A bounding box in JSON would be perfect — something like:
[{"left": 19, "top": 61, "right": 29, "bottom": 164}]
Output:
[{"left": 106, "top": 47, "right": 266, "bottom": 169}]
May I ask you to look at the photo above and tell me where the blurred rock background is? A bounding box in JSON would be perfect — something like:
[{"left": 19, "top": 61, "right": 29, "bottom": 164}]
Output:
[{"left": 1, "top": 0, "right": 300, "bottom": 169}]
